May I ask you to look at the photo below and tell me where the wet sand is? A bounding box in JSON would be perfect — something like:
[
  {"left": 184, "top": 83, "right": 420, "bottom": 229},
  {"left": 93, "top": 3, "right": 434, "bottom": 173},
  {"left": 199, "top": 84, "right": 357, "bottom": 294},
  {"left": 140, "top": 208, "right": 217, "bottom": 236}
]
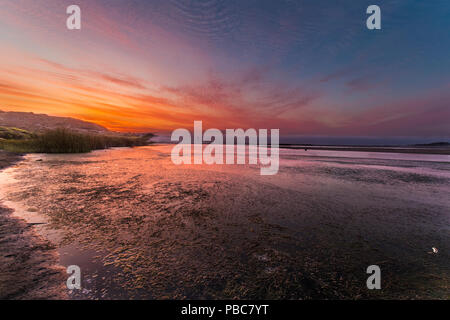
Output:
[
  {"left": 0, "top": 151, "right": 66, "bottom": 299},
  {"left": 0, "top": 151, "right": 22, "bottom": 170},
  {"left": 281, "top": 145, "right": 450, "bottom": 155},
  {"left": 0, "top": 147, "right": 449, "bottom": 299}
]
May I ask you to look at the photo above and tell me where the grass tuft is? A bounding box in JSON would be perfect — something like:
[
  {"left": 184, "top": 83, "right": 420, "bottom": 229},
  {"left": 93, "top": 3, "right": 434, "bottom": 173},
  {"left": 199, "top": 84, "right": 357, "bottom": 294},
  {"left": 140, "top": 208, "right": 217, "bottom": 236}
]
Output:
[{"left": 0, "top": 128, "right": 151, "bottom": 153}]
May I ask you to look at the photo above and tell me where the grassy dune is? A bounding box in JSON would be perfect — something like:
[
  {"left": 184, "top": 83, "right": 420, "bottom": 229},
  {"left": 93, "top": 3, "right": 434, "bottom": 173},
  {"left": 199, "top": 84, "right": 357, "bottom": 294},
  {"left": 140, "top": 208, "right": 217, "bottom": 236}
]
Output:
[
  {"left": 0, "top": 128, "right": 152, "bottom": 153},
  {"left": 0, "top": 126, "right": 35, "bottom": 140}
]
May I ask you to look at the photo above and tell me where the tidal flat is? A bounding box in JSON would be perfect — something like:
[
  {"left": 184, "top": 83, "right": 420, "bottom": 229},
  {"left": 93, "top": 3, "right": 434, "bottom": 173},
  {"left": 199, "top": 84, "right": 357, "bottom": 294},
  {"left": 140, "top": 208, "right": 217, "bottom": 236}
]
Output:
[
  {"left": 0, "top": 146, "right": 449, "bottom": 299},
  {"left": 0, "top": 151, "right": 66, "bottom": 299}
]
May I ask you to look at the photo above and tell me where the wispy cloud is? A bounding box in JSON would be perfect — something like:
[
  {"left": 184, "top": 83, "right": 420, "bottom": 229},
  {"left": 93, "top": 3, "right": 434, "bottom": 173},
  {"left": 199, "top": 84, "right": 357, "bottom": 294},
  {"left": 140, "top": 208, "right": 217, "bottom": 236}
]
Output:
[{"left": 0, "top": 0, "right": 449, "bottom": 138}]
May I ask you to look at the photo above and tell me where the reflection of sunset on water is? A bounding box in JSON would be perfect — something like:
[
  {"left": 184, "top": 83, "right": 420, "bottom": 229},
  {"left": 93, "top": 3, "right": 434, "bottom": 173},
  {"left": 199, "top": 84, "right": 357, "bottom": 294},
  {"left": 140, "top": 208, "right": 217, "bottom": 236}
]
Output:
[{"left": 1, "top": 146, "right": 448, "bottom": 299}]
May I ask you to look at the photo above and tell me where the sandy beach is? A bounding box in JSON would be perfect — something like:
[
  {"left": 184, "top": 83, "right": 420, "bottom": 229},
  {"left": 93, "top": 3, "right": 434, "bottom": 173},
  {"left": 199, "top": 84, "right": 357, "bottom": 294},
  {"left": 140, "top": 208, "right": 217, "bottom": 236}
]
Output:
[{"left": 0, "top": 146, "right": 448, "bottom": 299}]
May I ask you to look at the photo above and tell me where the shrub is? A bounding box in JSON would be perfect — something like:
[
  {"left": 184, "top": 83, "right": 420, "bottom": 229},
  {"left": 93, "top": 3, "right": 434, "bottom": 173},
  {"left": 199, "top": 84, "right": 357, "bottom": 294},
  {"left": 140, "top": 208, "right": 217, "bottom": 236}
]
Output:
[{"left": 0, "top": 128, "right": 151, "bottom": 153}]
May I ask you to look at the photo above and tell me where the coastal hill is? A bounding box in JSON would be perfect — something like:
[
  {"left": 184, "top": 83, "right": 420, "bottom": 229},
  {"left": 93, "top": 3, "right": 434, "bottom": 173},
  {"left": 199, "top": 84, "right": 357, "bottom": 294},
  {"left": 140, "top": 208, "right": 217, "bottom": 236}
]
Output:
[
  {"left": 0, "top": 110, "right": 108, "bottom": 134},
  {"left": 0, "top": 110, "right": 154, "bottom": 153}
]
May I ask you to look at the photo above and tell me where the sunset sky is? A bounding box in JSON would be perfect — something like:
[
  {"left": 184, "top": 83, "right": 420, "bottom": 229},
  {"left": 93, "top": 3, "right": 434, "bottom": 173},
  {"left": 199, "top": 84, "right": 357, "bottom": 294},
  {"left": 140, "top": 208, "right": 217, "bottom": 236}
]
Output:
[{"left": 0, "top": 0, "right": 449, "bottom": 143}]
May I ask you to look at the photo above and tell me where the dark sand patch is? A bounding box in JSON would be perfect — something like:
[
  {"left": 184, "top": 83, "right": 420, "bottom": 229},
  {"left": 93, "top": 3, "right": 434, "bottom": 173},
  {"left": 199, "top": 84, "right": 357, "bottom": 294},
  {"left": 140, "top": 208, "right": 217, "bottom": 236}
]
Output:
[
  {"left": 281, "top": 145, "right": 450, "bottom": 155},
  {"left": 0, "top": 151, "right": 23, "bottom": 170}
]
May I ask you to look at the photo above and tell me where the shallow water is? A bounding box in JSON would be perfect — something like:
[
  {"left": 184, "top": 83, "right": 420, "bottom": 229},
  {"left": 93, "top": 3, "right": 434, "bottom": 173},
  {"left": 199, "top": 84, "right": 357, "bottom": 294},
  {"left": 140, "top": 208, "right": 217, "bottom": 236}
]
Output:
[{"left": 0, "top": 145, "right": 449, "bottom": 299}]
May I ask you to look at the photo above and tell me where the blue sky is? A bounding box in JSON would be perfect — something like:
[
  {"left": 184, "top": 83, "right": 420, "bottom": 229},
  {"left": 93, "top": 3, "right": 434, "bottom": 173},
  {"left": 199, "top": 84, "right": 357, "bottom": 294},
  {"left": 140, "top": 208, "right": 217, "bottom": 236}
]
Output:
[{"left": 0, "top": 0, "right": 449, "bottom": 143}]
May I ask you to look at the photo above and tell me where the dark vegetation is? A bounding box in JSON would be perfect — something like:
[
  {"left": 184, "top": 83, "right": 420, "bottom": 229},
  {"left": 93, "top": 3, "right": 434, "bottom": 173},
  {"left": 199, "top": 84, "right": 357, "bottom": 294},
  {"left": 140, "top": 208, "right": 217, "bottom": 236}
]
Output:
[
  {"left": 0, "top": 127, "right": 153, "bottom": 153},
  {"left": 413, "top": 142, "right": 450, "bottom": 147}
]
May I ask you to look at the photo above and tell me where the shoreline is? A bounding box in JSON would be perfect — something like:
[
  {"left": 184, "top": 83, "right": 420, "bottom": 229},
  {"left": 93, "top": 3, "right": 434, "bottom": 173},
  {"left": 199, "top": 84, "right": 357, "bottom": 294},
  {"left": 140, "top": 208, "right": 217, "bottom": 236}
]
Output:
[
  {"left": 280, "top": 145, "right": 450, "bottom": 155},
  {"left": 0, "top": 151, "right": 67, "bottom": 299},
  {"left": 0, "top": 151, "right": 23, "bottom": 170},
  {"left": 0, "top": 148, "right": 448, "bottom": 299}
]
